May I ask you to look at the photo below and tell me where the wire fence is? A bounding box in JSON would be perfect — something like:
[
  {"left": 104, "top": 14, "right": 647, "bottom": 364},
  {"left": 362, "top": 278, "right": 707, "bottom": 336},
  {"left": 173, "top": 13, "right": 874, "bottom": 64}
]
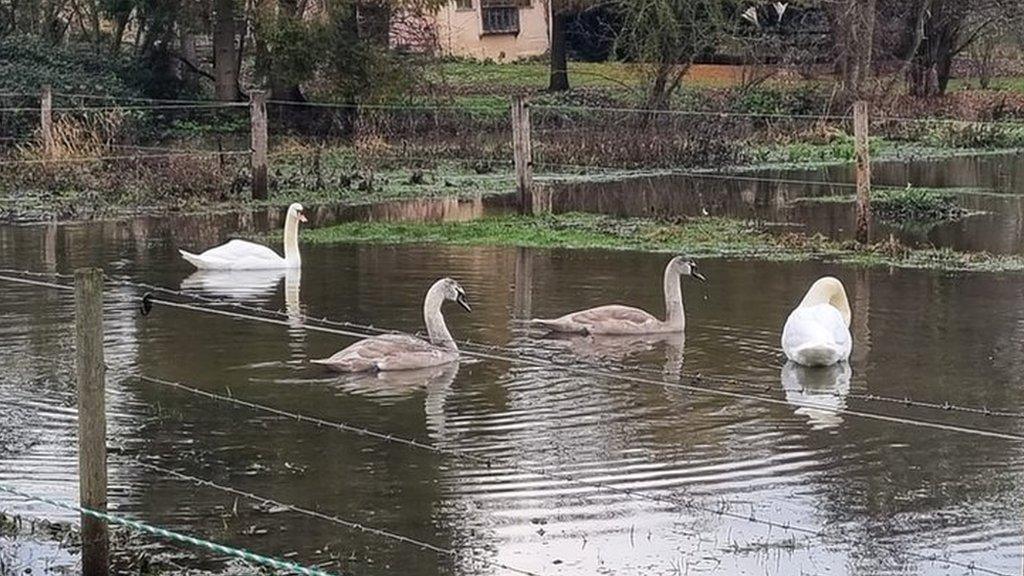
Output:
[
  {"left": 4, "top": 267, "right": 1022, "bottom": 421},
  {"left": 2, "top": 89, "right": 1022, "bottom": 223},
  {"left": 0, "top": 269, "right": 1018, "bottom": 576},
  {"left": 0, "top": 483, "right": 342, "bottom": 576}
]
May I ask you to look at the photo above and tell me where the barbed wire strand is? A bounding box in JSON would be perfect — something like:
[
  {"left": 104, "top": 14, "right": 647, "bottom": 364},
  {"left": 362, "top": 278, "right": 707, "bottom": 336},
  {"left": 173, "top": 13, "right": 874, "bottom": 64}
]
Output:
[
  {"left": 133, "top": 295, "right": 1024, "bottom": 443},
  {"left": 0, "top": 150, "right": 250, "bottom": 166},
  {"left": 0, "top": 103, "right": 247, "bottom": 113},
  {"left": 0, "top": 271, "right": 1009, "bottom": 574},
  {"left": 133, "top": 374, "right": 1008, "bottom": 576},
  {"left": 131, "top": 459, "right": 546, "bottom": 576},
  {"left": 106, "top": 272, "right": 1024, "bottom": 419},
  {"left": 266, "top": 100, "right": 507, "bottom": 112},
  {"left": 1, "top": 268, "right": 1018, "bottom": 420},
  {"left": 534, "top": 104, "right": 1024, "bottom": 127},
  {"left": 169, "top": 283, "right": 1024, "bottom": 418},
  {"left": 136, "top": 375, "right": 821, "bottom": 535},
  {"left": 0, "top": 483, "right": 341, "bottom": 576},
  {"left": 54, "top": 92, "right": 241, "bottom": 105}
]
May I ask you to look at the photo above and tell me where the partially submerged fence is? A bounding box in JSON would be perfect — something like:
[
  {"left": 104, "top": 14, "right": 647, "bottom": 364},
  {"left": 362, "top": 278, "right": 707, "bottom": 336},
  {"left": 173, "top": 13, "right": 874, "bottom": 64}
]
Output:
[{"left": 6, "top": 87, "right": 1024, "bottom": 240}]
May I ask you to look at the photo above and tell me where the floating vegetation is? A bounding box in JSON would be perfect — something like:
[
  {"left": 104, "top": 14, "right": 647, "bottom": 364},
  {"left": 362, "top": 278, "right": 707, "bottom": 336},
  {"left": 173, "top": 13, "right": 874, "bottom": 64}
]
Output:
[{"left": 794, "top": 186, "right": 972, "bottom": 226}]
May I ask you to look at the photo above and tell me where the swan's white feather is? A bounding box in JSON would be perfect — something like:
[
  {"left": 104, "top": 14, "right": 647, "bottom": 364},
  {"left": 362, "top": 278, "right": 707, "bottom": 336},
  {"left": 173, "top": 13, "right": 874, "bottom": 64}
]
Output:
[
  {"left": 179, "top": 239, "right": 286, "bottom": 270},
  {"left": 782, "top": 303, "right": 852, "bottom": 366}
]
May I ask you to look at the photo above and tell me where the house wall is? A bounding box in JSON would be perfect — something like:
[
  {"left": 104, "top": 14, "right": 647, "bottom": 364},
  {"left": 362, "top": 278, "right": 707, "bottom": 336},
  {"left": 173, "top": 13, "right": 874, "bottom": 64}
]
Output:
[{"left": 434, "top": 0, "right": 550, "bottom": 61}]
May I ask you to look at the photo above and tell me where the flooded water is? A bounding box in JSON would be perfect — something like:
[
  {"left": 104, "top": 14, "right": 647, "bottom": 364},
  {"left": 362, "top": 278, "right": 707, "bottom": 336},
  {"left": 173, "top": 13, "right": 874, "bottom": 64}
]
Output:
[
  {"left": 1, "top": 215, "right": 1023, "bottom": 576},
  {"left": 542, "top": 151, "right": 1024, "bottom": 255}
]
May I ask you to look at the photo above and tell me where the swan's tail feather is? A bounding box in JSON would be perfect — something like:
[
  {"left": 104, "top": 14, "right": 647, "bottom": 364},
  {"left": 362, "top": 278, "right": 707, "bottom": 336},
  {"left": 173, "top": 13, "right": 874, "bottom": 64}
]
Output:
[
  {"left": 788, "top": 342, "right": 843, "bottom": 367},
  {"left": 178, "top": 249, "right": 207, "bottom": 270},
  {"left": 310, "top": 356, "right": 374, "bottom": 372},
  {"left": 530, "top": 318, "right": 585, "bottom": 334}
]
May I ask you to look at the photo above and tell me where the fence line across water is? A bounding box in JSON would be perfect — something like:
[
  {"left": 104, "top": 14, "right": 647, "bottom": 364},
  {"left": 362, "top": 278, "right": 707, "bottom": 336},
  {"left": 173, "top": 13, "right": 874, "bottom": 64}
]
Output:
[
  {"left": 0, "top": 269, "right": 1016, "bottom": 576},
  {"left": 0, "top": 483, "right": 342, "bottom": 576},
  {"left": 3, "top": 267, "right": 1021, "bottom": 421},
  {"left": 127, "top": 374, "right": 1007, "bottom": 576}
]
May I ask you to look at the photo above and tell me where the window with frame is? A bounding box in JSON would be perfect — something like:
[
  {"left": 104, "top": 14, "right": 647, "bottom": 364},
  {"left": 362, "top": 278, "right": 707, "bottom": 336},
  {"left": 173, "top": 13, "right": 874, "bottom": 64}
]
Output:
[
  {"left": 480, "top": 0, "right": 525, "bottom": 34},
  {"left": 455, "top": 0, "right": 473, "bottom": 11}
]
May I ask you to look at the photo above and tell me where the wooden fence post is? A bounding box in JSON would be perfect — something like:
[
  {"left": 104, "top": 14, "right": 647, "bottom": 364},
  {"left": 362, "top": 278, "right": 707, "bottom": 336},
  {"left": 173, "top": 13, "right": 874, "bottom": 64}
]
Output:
[
  {"left": 75, "top": 268, "right": 108, "bottom": 576},
  {"left": 250, "top": 90, "right": 269, "bottom": 201},
  {"left": 854, "top": 100, "right": 871, "bottom": 244},
  {"left": 511, "top": 96, "right": 534, "bottom": 216},
  {"left": 41, "top": 85, "right": 54, "bottom": 159}
]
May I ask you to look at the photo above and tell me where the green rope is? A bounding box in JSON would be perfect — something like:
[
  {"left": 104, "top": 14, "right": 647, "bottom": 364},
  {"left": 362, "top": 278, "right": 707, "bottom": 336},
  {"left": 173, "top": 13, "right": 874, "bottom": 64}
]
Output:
[{"left": 0, "top": 483, "right": 340, "bottom": 576}]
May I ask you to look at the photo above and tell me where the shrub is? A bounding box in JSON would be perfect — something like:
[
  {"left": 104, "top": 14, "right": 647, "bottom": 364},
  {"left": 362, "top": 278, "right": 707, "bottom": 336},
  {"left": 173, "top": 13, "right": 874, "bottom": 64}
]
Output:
[
  {"left": 874, "top": 187, "right": 967, "bottom": 224},
  {"left": 0, "top": 35, "right": 142, "bottom": 100}
]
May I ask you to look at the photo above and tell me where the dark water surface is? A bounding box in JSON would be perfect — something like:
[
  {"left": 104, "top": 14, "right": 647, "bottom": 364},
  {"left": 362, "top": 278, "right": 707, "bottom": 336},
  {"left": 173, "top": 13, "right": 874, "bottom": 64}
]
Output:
[
  {"left": 1, "top": 217, "right": 1023, "bottom": 576},
  {"left": 543, "top": 151, "right": 1024, "bottom": 255}
]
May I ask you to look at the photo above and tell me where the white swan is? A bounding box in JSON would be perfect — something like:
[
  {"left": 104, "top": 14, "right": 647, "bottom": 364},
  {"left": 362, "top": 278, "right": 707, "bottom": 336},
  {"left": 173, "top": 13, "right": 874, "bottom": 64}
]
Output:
[
  {"left": 530, "top": 256, "right": 706, "bottom": 335},
  {"left": 179, "top": 203, "right": 307, "bottom": 270},
  {"left": 311, "top": 278, "right": 471, "bottom": 372},
  {"left": 781, "top": 276, "right": 852, "bottom": 366}
]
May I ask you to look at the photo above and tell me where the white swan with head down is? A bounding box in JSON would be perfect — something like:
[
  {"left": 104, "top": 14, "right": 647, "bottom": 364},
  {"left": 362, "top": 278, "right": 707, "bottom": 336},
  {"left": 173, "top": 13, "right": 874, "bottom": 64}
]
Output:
[
  {"left": 179, "top": 203, "right": 307, "bottom": 270},
  {"left": 782, "top": 276, "right": 852, "bottom": 366},
  {"left": 312, "top": 278, "right": 472, "bottom": 372},
  {"left": 530, "top": 256, "right": 706, "bottom": 335}
]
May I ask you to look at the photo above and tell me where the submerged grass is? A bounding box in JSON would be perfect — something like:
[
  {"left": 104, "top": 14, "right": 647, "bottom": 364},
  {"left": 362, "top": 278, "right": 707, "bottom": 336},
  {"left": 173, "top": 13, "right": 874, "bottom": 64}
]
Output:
[
  {"left": 304, "top": 212, "right": 1024, "bottom": 273},
  {"left": 793, "top": 187, "right": 971, "bottom": 225}
]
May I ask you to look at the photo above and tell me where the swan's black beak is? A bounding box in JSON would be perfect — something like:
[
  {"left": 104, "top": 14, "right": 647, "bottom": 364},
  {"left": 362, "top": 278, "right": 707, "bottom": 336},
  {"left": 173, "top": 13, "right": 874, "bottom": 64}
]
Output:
[
  {"left": 457, "top": 292, "right": 472, "bottom": 312},
  {"left": 692, "top": 271, "right": 707, "bottom": 283}
]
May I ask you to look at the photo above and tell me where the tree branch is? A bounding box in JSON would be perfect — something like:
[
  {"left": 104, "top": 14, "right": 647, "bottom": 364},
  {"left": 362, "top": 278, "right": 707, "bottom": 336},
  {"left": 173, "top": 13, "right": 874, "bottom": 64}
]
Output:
[{"left": 169, "top": 51, "right": 217, "bottom": 82}]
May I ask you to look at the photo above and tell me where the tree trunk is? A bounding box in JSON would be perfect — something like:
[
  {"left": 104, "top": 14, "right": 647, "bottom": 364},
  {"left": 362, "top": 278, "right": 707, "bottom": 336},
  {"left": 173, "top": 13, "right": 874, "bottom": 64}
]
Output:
[
  {"left": 548, "top": 10, "right": 569, "bottom": 92},
  {"left": 832, "top": 0, "right": 877, "bottom": 100},
  {"left": 270, "top": 0, "right": 305, "bottom": 101},
  {"left": 213, "top": 0, "right": 241, "bottom": 101},
  {"left": 907, "top": 2, "right": 959, "bottom": 97},
  {"left": 178, "top": 27, "right": 199, "bottom": 93}
]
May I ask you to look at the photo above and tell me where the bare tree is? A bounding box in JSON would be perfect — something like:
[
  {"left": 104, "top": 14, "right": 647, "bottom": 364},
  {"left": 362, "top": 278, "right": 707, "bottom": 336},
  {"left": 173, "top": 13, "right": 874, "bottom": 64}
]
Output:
[
  {"left": 614, "top": 0, "right": 736, "bottom": 110},
  {"left": 828, "top": 0, "right": 878, "bottom": 99}
]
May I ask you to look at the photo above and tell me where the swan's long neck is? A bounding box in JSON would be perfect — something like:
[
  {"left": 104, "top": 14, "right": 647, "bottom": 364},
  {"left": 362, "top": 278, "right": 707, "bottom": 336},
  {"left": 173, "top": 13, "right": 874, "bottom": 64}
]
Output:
[
  {"left": 423, "top": 285, "right": 456, "bottom": 351},
  {"left": 662, "top": 264, "right": 685, "bottom": 331},
  {"left": 283, "top": 215, "right": 301, "bottom": 268},
  {"left": 800, "top": 278, "right": 852, "bottom": 327}
]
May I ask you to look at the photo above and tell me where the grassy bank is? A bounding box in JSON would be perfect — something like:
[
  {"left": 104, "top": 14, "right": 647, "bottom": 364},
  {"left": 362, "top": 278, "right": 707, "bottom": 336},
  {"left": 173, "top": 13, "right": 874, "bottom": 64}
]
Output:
[
  {"left": 303, "top": 212, "right": 1024, "bottom": 273},
  {"left": 0, "top": 151, "right": 515, "bottom": 222}
]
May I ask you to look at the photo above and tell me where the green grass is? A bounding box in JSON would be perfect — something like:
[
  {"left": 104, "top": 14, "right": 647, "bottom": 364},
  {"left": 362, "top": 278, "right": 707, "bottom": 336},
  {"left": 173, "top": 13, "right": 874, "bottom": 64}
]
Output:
[
  {"left": 434, "top": 60, "right": 648, "bottom": 91},
  {"left": 947, "top": 76, "right": 1024, "bottom": 92},
  {"left": 794, "top": 187, "right": 968, "bottom": 223},
  {"left": 303, "top": 212, "right": 1024, "bottom": 272},
  {"left": 270, "top": 147, "right": 515, "bottom": 206}
]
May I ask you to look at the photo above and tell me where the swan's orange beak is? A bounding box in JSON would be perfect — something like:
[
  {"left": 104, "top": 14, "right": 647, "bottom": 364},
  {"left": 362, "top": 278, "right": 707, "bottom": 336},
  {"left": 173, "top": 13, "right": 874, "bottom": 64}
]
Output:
[{"left": 298, "top": 213, "right": 308, "bottom": 223}]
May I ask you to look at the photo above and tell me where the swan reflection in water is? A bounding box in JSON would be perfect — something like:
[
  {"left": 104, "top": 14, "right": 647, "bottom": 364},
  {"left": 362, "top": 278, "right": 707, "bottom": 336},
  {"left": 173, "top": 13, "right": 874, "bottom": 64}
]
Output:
[
  {"left": 543, "top": 332, "right": 686, "bottom": 378},
  {"left": 334, "top": 362, "right": 459, "bottom": 440},
  {"left": 181, "top": 268, "right": 288, "bottom": 302},
  {"left": 780, "top": 361, "right": 851, "bottom": 430},
  {"left": 182, "top": 268, "right": 305, "bottom": 352}
]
